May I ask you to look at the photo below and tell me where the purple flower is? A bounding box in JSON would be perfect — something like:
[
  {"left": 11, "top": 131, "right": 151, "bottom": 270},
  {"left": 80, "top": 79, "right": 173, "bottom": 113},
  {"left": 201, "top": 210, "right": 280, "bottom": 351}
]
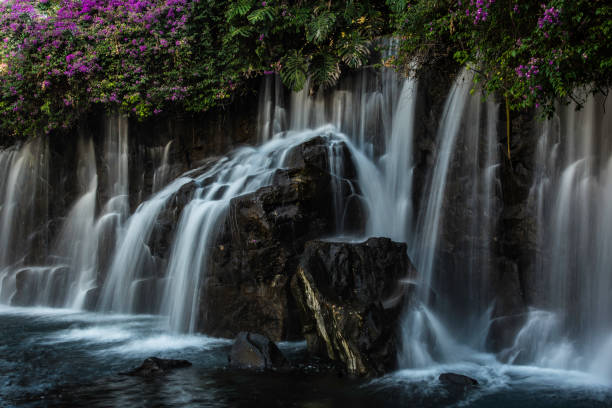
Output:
[{"left": 538, "top": 5, "right": 560, "bottom": 28}]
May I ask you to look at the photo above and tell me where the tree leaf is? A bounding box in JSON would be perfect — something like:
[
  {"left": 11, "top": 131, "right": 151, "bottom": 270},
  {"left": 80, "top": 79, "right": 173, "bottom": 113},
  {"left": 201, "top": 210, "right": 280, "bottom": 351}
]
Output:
[{"left": 280, "top": 50, "right": 308, "bottom": 91}]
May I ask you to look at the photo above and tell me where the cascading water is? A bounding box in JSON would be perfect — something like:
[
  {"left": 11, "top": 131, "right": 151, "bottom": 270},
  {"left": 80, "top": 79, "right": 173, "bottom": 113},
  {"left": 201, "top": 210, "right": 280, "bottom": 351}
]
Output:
[
  {"left": 411, "top": 69, "right": 474, "bottom": 305},
  {"left": 49, "top": 134, "right": 98, "bottom": 308},
  {"left": 395, "top": 69, "right": 502, "bottom": 368},
  {"left": 257, "top": 74, "right": 287, "bottom": 144},
  {"left": 162, "top": 131, "right": 349, "bottom": 332},
  {"left": 152, "top": 140, "right": 174, "bottom": 193},
  {"left": 0, "top": 138, "right": 49, "bottom": 303},
  {"left": 132, "top": 51, "right": 417, "bottom": 330},
  {"left": 98, "top": 176, "right": 192, "bottom": 314},
  {"left": 5, "top": 115, "right": 128, "bottom": 309},
  {"left": 241, "top": 65, "right": 503, "bottom": 369},
  {"left": 511, "top": 94, "right": 612, "bottom": 375}
]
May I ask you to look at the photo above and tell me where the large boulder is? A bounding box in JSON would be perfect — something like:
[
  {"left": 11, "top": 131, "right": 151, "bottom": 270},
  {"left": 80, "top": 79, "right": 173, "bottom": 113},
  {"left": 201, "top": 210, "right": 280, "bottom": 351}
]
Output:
[
  {"left": 290, "top": 238, "right": 415, "bottom": 377},
  {"left": 199, "top": 135, "right": 365, "bottom": 341},
  {"left": 228, "top": 332, "right": 290, "bottom": 370}
]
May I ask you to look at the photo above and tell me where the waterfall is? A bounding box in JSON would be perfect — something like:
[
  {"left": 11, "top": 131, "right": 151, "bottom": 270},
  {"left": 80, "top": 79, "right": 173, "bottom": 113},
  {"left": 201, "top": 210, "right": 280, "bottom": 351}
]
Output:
[
  {"left": 397, "top": 70, "right": 472, "bottom": 368},
  {"left": 411, "top": 69, "right": 473, "bottom": 304},
  {"left": 365, "top": 77, "right": 417, "bottom": 243},
  {"left": 253, "top": 63, "right": 504, "bottom": 369},
  {"left": 51, "top": 135, "right": 98, "bottom": 308},
  {"left": 98, "top": 176, "right": 192, "bottom": 313},
  {"left": 514, "top": 94, "right": 612, "bottom": 374},
  {"left": 103, "top": 112, "right": 129, "bottom": 198},
  {"left": 1, "top": 45, "right": 611, "bottom": 386},
  {"left": 50, "top": 114, "right": 131, "bottom": 310},
  {"left": 0, "top": 138, "right": 49, "bottom": 303},
  {"left": 257, "top": 74, "right": 286, "bottom": 144},
  {"left": 395, "top": 69, "right": 501, "bottom": 368},
  {"left": 152, "top": 140, "right": 174, "bottom": 193}
]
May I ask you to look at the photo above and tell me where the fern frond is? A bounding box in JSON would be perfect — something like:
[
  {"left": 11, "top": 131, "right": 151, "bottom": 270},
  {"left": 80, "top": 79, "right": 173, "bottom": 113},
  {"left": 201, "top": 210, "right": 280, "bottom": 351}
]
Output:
[
  {"left": 247, "top": 7, "right": 275, "bottom": 23},
  {"left": 226, "top": 0, "right": 253, "bottom": 20},
  {"left": 226, "top": 26, "right": 254, "bottom": 41}
]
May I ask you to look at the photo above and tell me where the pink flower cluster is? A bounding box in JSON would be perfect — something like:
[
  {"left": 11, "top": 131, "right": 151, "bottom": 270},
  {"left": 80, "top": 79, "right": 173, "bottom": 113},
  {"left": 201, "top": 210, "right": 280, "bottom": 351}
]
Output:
[
  {"left": 462, "top": 0, "right": 495, "bottom": 24},
  {"left": 538, "top": 4, "right": 560, "bottom": 28},
  {"left": 515, "top": 57, "right": 539, "bottom": 79},
  {"left": 0, "top": 0, "right": 198, "bottom": 125}
]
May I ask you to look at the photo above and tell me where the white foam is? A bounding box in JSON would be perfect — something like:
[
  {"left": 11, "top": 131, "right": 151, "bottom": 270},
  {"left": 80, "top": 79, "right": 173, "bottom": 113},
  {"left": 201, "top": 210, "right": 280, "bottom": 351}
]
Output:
[
  {"left": 45, "top": 325, "right": 135, "bottom": 344},
  {"left": 106, "top": 333, "right": 230, "bottom": 355},
  {"left": 0, "top": 304, "right": 80, "bottom": 316},
  {"left": 369, "top": 360, "right": 612, "bottom": 407}
]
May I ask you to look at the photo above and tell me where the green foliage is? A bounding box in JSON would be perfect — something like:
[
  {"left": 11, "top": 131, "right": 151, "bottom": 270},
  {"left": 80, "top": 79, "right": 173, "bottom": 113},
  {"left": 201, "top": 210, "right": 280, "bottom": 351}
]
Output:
[
  {"left": 387, "top": 0, "right": 612, "bottom": 116},
  {"left": 280, "top": 50, "right": 308, "bottom": 91},
  {"left": 306, "top": 11, "right": 336, "bottom": 44},
  {"left": 1, "top": 0, "right": 610, "bottom": 138},
  {"left": 224, "top": 0, "right": 390, "bottom": 91}
]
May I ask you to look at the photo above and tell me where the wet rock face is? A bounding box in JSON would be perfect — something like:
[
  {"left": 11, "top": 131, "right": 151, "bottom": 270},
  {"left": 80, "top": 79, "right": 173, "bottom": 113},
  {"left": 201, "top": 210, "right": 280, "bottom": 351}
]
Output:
[
  {"left": 123, "top": 357, "right": 192, "bottom": 377},
  {"left": 228, "top": 332, "right": 290, "bottom": 370},
  {"left": 290, "top": 238, "right": 416, "bottom": 377},
  {"left": 199, "top": 136, "right": 364, "bottom": 341}
]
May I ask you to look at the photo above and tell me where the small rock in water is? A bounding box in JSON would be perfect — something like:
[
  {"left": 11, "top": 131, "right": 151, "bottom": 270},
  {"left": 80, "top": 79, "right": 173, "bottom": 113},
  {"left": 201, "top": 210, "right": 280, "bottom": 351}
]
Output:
[
  {"left": 228, "top": 332, "right": 290, "bottom": 370},
  {"left": 439, "top": 372, "right": 479, "bottom": 389},
  {"left": 123, "top": 357, "right": 192, "bottom": 377}
]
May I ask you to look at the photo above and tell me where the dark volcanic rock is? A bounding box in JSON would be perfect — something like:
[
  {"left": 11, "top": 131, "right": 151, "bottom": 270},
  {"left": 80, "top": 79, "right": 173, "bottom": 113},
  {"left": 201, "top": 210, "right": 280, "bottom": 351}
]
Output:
[
  {"left": 290, "top": 237, "right": 415, "bottom": 377},
  {"left": 439, "top": 372, "right": 479, "bottom": 388},
  {"left": 124, "top": 357, "right": 192, "bottom": 377},
  {"left": 200, "top": 135, "right": 364, "bottom": 341},
  {"left": 228, "top": 332, "right": 290, "bottom": 370}
]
